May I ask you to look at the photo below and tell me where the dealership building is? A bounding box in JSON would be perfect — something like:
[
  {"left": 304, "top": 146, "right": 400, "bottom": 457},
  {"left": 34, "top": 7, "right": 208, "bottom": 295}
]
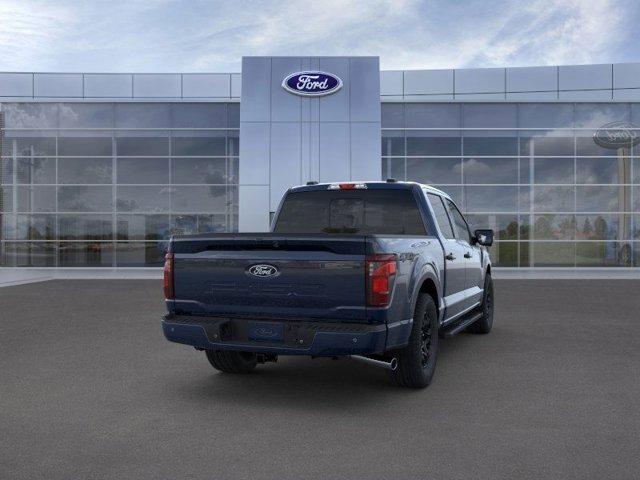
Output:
[{"left": 1, "top": 57, "right": 639, "bottom": 271}]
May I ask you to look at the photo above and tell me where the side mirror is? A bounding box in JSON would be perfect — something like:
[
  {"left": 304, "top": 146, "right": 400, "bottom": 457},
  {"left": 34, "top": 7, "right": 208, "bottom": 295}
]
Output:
[{"left": 473, "top": 229, "right": 494, "bottom": 247}]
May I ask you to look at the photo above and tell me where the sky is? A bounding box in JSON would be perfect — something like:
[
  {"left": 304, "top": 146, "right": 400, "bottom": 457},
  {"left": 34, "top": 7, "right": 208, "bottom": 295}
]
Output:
[{"left": 0, "top": 0, "right": 638, "bottom": 73}]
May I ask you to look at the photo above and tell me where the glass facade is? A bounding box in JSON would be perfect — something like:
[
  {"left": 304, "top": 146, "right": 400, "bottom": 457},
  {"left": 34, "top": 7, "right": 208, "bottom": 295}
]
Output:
[
  {"left": 1, "top": 100, "right": 639, "bottom": 268},
  {"left": 0, "top": 102, "right": 239, "bottom": 267},
  {"left": 382, "top": 103, "right": 640, "bottom": 267}
]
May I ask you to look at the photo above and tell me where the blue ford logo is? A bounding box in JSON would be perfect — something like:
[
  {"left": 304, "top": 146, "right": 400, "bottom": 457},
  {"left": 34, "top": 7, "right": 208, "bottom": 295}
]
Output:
[
  {"left": 248, "top": 264, "right": 279, "bottom": 277},
  {"left": 282, "top": 71, "right": 343, "bottom": 97}
]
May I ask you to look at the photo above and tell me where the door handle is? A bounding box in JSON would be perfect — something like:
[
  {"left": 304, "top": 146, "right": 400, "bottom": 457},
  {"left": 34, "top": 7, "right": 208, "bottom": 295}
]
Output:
[
  {"left": 445, "top": 253, "right": 456, "bottom": 261},
  {"left": 464, "top": 252, "right": 472, "bottom": 259}
]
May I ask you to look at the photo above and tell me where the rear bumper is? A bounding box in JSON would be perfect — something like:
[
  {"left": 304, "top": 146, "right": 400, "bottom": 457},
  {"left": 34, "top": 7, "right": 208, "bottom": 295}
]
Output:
[{"left": 162, "top": 314, "right": 410, "bottom": 356}]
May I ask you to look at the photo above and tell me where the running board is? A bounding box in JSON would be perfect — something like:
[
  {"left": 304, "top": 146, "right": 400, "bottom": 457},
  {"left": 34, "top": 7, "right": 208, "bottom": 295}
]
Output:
[{"left": 441, "top": 311, "right": 483, "bottom": 338}]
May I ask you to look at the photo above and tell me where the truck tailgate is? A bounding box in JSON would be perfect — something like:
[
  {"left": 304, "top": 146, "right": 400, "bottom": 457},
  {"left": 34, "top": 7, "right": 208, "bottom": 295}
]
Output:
[{"left": 171, "top": 234, "right": 367, "bottom": 321}]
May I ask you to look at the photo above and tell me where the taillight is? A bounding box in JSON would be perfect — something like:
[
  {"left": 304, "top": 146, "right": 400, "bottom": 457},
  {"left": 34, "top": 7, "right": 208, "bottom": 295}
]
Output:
[
  {"left": 163, "top": 252, "right": 175, "bottom": 300},
  {"left": 366, "top": 254, "right": 397, "bottom": 307}
]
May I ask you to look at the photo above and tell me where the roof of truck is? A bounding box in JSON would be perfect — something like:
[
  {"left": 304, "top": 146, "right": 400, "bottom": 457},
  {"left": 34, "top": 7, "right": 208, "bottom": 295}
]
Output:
[{"left": 289, "top": 180, "right": 452, "bottom": 200}]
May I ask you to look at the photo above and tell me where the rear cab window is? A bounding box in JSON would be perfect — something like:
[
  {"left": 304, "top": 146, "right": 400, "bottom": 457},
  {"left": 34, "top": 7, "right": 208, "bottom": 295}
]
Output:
[
  {"left": 426, "top": 192, "right": 455, "bottom": 239},
  {"left": 274, "top": 188, "right": 428, "bottom": 235}
]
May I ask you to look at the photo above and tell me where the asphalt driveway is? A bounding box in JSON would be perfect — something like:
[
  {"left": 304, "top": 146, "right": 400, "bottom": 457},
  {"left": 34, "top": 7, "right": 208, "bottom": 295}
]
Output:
[{"left": 1, "top": 279, "right": 639, "bottom": 479}]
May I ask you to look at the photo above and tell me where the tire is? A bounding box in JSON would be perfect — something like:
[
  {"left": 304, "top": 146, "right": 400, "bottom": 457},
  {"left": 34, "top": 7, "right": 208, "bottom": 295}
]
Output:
[
  {"left": 391, "top": 293, "right": 439, "bottom": 389},
  {"left": 205, "top": 350, "right": 258, "bottom": 374},
  {"left": 468, "top": 273, "right": 494, "bottom": 334}
]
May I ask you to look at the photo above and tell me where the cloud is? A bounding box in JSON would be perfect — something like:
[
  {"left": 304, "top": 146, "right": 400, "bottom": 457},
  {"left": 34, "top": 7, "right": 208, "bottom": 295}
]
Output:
[{"left": 0, "top": 0, "right": 637, "bottom": 73}]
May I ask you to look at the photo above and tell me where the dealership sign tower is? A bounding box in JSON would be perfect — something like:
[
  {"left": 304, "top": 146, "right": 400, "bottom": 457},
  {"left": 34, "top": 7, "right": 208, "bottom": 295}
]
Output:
[{"left": 238, "top": 56, "right": 381, "bottom": 232}]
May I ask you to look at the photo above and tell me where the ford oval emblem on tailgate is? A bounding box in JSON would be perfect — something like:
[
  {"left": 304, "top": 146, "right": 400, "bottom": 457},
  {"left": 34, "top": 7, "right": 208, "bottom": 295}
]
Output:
[{"left": 247, "top": 264, "right": 279, "bottom": 278}]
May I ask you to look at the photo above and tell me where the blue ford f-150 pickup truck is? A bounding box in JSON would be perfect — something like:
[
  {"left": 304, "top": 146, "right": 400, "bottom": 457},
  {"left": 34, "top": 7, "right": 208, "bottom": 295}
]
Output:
[{"left": 162, "top": 180, "right": 494, "bottom": 388}]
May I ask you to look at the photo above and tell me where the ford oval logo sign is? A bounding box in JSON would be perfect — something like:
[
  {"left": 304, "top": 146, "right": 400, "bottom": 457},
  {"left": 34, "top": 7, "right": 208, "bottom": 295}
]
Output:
[
  {"left": 593, "top": 121, "right": 640, "bottom": 149},
  {"left": 282, "top": 71, "right": 343, "bottom": 97},
  {"left": 247, "top": 264, "right": 279, "bottom": 278}
]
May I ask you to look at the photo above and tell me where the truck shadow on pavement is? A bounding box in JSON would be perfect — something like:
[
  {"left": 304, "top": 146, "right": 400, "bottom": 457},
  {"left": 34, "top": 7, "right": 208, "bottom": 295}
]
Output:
[{"left": 164, "top": 332, "right": 484, "bottom": 412}]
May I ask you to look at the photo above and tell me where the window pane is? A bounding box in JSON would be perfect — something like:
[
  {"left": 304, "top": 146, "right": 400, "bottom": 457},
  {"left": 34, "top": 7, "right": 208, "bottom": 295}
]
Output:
[
  {"left": 574, "top": 103, "right": 630, "bottom": 128},
  {"left": 576, "top": 186, "right": 630, "bottom": 212},
  {"left": 406, "top": 104, "right": 460, "bottom": 128},
  {"left": 58, "top": 186, "right": 113, "bottom": 212},
  {"left": 463, "top": 157, "right": 517, "bottom": 184},
  {"left": 116, "top": 158, "right": 169, "bottom": 184},
  {"left": 533, "top": 214, "right": 576, "bottom": 240},
  {"left": 171, "top": 134, "right": 226, "bottom": 156},
  {"left": 533, "top": 186, "right": 574, "bottom": 212},
  {"left": 463, "top": 104, "right": 516, "bottom": 128},
  {"left": 17, "top": 186, "right": 56, "bottom": 212},
  {"left": 518, "top": 104, "right": 573, "bottom": 129},
  {"left": 116, "top": 186, "right": 170, "bottom": 212},
  {"left": 116, "top": 136, "right": 168, "bottom": 156},
  {"left": 59, "top": 214, "right": 113, "bottom": 240},
  {"left": 58, "top": 137, "right": 113, "bottom": 156},
  {"left": 381, "top": 158, "right": 405, "bottom": 181},
  {"left": 576, "top": 134, "right": 629, "bottom": 156},
  {"left": 171, "top": 158, "right": 227, "bottom": 184},
  {"left": 170, "top": 214, "right": 228, "bottom": 235},
  {"left": 406, "top": 131, "right": 461, "bottom": 156},
  {"left": 58, "top": 103, "right": 113, "bottom": 128},
  {"left": 633, "top": 158, "right": 640, "bottom": 183},
  {"left": 485, "top": 242, "right": 518, "bottom": 267},
  {"left": 464, "top": 135, "right": 518, "bottom": 156},
  {"left": 15, "top": 214, "right": 55, "bottom": 240},
  {"left": 116, "top": 214, "right": 170, "bottom": 240},
  {"left": 171, "top": 103, "right": 227, "bottom": 128},
  {"left": 465, "top": 214, "right": 518, "bottom": 240},
  {"left": 58, "top": 158, "right": 112, "bottom": 184},
  {"left": 16, "top": 157, "right": 56, "bottom": 184},
  {"left": 464, "top": 186, "right": 518, "bottom": 213},
  {"left": 1, "top": 186, "right": 12, "bottom": 211},
  {"left": 171, "top": 186, "right": 228, "bottom": 212},
  {"left": 3, "top": 136, "right": 56, "bottom": 156},
  {"left": 534, "top": 158, "right": 574, "bottom": 184},
  {"left": 1, "top": 242, "right": 56, "bottom": 267},
  {"left": 228, "top": 104, "right": 240, "bottom": 127},
  {"left": 114, "top": 104, "right": 170, "bottom": 128},
  {"left": 115, "top": 242, "right": 165, "bottom": 267},
  {"left": 381, "top": 130, "right": 404, "bottom": 156},
  {"left": 381, "top": 103, "right": 404, "bottom": 128},
  {"left": 576, "top": 214, "right": 630, "bottom": 241},
  {"left": 519, "top": 134, "right": 574, "bottom": 156},
  {"left": 446, "top": 199, "right": 470, "bottom": 241},
  {"left": 576, "top": 157, "right": 629, "bottom": 184},
  {"left": 532, "top": 242, "right": 575, "bottom": 266},
  {"left": 427, "top": 193, "right": 454, "bottom": 239},
  {"left": 59, "top": 242, "right": 114, "bottom": 267},
  {"left": 407, "top": 158, "right": 461, "bottom": 184},
  {"left": 2, "top": 104, "right": 58, "bottom": 128},
  {"left": 576, "top": 242, "right": 632, "bottom": 267},
  {"left": 227, "top": 130, "right": 239, "bottom": 157}
]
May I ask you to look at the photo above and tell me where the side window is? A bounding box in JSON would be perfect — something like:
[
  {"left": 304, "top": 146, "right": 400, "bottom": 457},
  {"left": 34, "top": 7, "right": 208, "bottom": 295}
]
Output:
[
  {"left": 445, "top": 199, "right": 471, "bottom": 243},
  {"left": 427, "top": 193, "right": 455, "bottom": 239}
]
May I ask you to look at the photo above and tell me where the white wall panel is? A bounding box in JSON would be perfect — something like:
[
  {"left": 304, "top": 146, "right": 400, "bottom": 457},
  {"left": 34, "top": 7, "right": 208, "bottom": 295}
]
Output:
[
  {"left": 319, "top": 57, "right": 349, "bottom": 122},
  {"left": 455, "top": 68, "right": 504, "bottom": 94},
  {"left": 34, "top": 74, "right": 82, "bottom": 97},
  {"left": 506, "top": 66, "right": 556, "bottom": 92},
  {"left": 613, "top": 63, "right": 640, "bottom": 89},
  {"left": 183, "top": 74, "right": 230, "bottom": 97},
  {"left": 404, "top": 69, "right": 453, "bottom": 95},
  {"left": 133, "top": 74, "right": 181, "bottom": 97},
  {"left": 238, "top": 122, "right": 270, "bottom": 185},
  {"left": 319, "top": 122, "right": 350, "bottom": 182},
  {"left": 380, "top": 71, "right": 403, "bottom": 96},
  {"left": 0, "top": 73, "right": 32, "bottom": 97},
  {"left": 85, "top": 74, "right": 132, "bottom": 97},
  {"left": 350, "top": 122, "right": 381, "bottom": 181},
  {"left": 559, "top": 64, "right": 611, "bottom": 91},
  {"left": 239, "top": 185, "right": 270, "bottom": 232},
  {"left": 270, "top": 122, "right": 302, "bottom": 210}
]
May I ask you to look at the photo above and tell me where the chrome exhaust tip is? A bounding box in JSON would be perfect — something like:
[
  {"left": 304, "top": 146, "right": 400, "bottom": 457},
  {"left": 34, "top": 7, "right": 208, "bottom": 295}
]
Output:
[{"left": 351, "top": 355, "right": 398, "bottom": 371}]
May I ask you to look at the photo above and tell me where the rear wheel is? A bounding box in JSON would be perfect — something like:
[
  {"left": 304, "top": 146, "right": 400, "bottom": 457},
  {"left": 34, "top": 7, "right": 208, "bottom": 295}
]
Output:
[
  {"left": 468, "top": 273, "right": 494, "bottom": 334},
  {"left": 205, "top": 350, "right": 258, "bottom": 374},
  {"left": 391, "top": 293, "right": 439, "bottom": 389}
]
